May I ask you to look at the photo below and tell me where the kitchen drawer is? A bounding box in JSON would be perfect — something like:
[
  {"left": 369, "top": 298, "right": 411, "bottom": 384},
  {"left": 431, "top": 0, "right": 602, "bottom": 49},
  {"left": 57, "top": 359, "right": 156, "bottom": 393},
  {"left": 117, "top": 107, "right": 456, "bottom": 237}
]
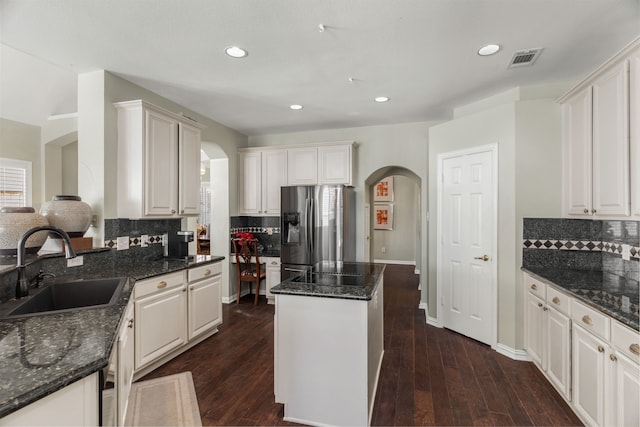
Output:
[
  {"left": 188, "top": 262, "right": 222, "bottom": 283},
  {"left": 524, "top": 274, "right": 546, "bottom": 299},
  {"left": 546, "top": 286, "right": 571, "bottom": 316},
  {"left": 571, "top": 299, "right": 610, "bottom": 341},
  {"left": 611, "top": 320, "right": 640, "bottom": 363},
  {"left": 134, "top": 271, "right": 185, "bottom": 299}
]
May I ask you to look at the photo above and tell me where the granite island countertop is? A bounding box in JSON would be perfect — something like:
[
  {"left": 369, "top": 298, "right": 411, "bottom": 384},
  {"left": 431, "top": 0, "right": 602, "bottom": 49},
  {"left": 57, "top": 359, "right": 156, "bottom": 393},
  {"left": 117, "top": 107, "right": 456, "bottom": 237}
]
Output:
[
  {"left": 270, "top": 262, "right": 386, "bottom": 301},
  {"left": 522, "top": 267, "right": 639, "bottom": 331},
  {"left": 0, "top": 254, "right": 225, "bottom": 418}
]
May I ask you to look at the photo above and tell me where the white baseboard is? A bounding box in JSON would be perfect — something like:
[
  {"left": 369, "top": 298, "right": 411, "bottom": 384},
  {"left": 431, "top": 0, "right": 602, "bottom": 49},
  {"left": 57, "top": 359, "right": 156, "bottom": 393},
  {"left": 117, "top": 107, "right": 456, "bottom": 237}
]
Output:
[
  {"left": 373, "top": 259, "right": 416, "bottom": 265},
  {"left": 494, "top": 343, "right": 532, "bottom": 361}
]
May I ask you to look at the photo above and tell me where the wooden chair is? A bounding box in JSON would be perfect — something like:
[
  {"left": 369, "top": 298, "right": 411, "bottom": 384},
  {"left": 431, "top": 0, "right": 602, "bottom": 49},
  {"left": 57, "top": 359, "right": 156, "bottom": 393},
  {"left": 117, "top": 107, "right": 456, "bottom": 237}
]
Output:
[{"left": 232, "top": 238, "right": 265, "bottom": 305}]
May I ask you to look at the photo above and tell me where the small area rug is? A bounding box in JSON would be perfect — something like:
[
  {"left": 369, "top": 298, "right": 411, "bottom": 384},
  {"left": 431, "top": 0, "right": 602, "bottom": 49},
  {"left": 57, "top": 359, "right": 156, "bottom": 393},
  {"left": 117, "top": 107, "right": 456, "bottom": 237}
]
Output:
[{"left": 125, "top": 371, "right": 202, "bottom": 426}]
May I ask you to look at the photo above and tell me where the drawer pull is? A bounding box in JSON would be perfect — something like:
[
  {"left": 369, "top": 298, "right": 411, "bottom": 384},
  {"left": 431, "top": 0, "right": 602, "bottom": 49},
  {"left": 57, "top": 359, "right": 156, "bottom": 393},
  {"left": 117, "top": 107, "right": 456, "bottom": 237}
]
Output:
[
  {"left": 582, "top": 315, "right": 593, "bottom": 326},
  {"left": 552, "top": 297, "right": 560, "bottom": 305},
  {"left": 630, "top": 344, "right": 640, "bottom": 356},
  {"left": 204, "top": 269, "right": 212, "bottom": 276},
  {"left": 530, "top": 284, "right": 537, "bottom": 291},
  {"left": 597, "top": 345, "right": 605, "bottom": 353},
  {"left": 610, "top": 354, "right": 617, "bottom": 362},
  {"left": 271, "top": 261, "right": 278, "bottom": 265},
  {"left": 157, "top": 281, "right": 168, "bottom": 289}
]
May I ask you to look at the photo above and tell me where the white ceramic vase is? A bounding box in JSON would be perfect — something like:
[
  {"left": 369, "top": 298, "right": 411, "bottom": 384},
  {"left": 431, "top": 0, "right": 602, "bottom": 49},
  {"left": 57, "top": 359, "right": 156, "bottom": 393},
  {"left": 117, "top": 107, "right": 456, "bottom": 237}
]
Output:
[
  {"left": 39, "top": 195, "right": 92, "bottom": 237},
  {"left": 0, "top": 207, "right": 50, "bottom": 254}
]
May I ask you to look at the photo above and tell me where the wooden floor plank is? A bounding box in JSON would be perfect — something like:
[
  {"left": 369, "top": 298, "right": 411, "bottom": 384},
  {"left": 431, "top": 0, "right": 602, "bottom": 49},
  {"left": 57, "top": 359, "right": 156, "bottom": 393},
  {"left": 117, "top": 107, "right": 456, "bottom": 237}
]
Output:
[{"left": 139, "top": 264, "right": 582, "bottom": 426}]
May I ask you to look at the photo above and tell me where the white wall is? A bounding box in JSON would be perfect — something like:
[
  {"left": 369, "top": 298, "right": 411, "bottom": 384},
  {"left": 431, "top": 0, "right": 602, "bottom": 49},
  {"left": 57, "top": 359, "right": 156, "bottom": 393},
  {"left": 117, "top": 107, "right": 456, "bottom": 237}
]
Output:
[
  {"left": 372, "top": 175, "right": 419, "bottom": 264},
  {"left": 428, "top": 88, "right": 563, "bottom": 350},
  {"left": 248, "top": 121, "right": 438, "bottom": 300},
  {"left": 0, "top": 118, "right": 43, "bottom": 209}
]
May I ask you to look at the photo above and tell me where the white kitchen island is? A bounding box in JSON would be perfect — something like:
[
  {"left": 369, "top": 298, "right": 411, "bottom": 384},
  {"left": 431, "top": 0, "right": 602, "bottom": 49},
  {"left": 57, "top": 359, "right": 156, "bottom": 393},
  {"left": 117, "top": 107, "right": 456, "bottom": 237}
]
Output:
[{"left": 271, "top": 262, "right": 385, "bottom": 427}]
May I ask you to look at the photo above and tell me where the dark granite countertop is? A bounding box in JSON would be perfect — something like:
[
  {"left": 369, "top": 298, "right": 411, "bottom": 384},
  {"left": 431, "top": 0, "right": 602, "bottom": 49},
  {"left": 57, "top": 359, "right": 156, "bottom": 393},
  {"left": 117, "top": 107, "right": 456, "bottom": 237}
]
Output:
[
  {"left": 0, "top": 254, "right": 225, "bottom": 418},
  {"left": 270, "top": 262, "right": 386, "bottom": 301},
  {"left": 522, "top": 267, "right": 639, "bottom": 331}
]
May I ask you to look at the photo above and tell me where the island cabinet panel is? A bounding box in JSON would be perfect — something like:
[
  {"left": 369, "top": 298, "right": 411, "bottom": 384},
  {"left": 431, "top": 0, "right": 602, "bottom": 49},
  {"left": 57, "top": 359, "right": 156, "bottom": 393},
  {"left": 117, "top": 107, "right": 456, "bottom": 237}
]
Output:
[{"left": 274, "top": 278, "right": 384, "bottom": 427}]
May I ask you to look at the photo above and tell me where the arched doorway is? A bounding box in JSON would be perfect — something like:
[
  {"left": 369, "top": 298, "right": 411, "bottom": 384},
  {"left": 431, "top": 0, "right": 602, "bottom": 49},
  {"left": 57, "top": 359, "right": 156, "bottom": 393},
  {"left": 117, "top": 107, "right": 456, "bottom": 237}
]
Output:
[{"left": 364, "top": 166, "right": 423, "bottom": 289}]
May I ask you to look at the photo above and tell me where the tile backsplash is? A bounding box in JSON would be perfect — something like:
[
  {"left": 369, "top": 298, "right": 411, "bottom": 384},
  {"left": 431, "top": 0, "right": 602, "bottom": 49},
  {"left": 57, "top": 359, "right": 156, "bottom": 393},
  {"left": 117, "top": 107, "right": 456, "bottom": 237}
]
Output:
[
  {"left": 523, "top": 218, "right": 639, "bottom": 284},
  {"left": 230, "top": 216, "right": 281, "bottom": 256}
]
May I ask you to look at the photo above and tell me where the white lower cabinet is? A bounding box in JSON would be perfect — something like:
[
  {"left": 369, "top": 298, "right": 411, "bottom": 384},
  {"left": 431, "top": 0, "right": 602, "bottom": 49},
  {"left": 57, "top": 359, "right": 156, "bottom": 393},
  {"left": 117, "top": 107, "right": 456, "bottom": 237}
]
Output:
[
  {"left": 0, "top": 373, "right": 100, "bottom": 426},
  {"left": 524, "top": 273, "right": 640, "bottom": 427},
  {"left": 524, "top": 279, "right": 571, "bottom": 399},
  {"left": 115, "top": 300, "right": 135, "bottom": 427},
  {"left": 572, "top": 324, "right": 607, "bottom": 426},
  {"left": 133, "top": 262, "right": 223, "bottom": 376},
  {"left": 545, "top": 305, "right": 571, "bottom": 398},
  {"left": 265, "top": 258, "right": 281, "bottom": 304},
  {"left": 134, "top": 285, "right": 187, "bottom": 369},
  {"left": 187, "top": 263, "right": 223, "bottom": 340}
]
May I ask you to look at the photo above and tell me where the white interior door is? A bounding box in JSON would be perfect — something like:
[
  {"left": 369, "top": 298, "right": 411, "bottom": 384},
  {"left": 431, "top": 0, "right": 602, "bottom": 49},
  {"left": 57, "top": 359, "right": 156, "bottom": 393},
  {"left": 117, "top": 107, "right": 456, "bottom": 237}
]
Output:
[{"left": 438, "top": 147, "right": 496, "bottom": 346}]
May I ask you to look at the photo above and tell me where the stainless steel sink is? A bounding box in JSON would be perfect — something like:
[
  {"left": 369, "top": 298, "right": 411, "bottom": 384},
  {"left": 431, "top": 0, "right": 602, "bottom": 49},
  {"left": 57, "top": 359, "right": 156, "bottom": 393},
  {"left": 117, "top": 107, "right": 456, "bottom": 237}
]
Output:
[{"left": 7, "top": 277, "right": 126, "bottom": 318}]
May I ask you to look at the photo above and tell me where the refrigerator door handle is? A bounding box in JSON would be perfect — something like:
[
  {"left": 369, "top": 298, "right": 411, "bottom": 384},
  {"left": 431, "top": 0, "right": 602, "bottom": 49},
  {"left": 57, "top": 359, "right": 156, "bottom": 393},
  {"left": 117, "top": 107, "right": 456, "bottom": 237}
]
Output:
[{"left": 306, "top": 197, "right": 313, "bottom": 255}]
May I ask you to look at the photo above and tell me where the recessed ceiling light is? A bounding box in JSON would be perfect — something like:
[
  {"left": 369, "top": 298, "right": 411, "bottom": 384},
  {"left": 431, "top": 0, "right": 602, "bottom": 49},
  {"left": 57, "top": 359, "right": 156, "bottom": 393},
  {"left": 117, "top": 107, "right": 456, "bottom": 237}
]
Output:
[
  {"left": 374, "top": 96, "right": 389, "bottom": 103},
  {"left": 290, "top": 104, "right": 303, "bottom": 110},
  {"left": 225, "top": 46, "right": 248, "bottom": 58},
  {"left": 478, "top": 44, "right": 501, "bottom": 56}
]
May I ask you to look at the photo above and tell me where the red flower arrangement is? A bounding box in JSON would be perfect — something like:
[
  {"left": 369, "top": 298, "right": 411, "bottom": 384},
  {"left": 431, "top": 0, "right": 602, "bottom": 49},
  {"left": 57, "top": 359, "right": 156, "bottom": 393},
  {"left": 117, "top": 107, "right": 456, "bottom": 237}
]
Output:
[{"left": 235, "top": 231, "right": 255, "bottom": 240}]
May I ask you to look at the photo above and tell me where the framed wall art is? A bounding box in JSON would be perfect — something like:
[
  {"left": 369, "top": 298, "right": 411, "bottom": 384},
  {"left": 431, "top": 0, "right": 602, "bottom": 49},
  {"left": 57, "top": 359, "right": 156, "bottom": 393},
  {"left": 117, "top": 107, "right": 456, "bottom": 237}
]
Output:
[
  {"left": 374, "top": 203, "right": 393, "bottom": 230},
  {"left": 374, "top": 177, "right": 394, "bottom": 202}
]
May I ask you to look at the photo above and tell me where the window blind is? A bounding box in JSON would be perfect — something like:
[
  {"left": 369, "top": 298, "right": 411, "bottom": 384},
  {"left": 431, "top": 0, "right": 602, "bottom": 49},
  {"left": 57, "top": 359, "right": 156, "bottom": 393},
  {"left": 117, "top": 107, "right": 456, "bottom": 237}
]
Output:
[{"left": 0, "top": 158, "right": 32, "bottom": 208}]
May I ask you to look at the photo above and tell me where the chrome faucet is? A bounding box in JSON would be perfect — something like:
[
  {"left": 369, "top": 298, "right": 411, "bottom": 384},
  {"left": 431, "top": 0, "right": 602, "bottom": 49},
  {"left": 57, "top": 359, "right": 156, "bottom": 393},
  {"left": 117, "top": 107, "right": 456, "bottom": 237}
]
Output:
[{"left": 16, "top": 226, "right": 77, "bottom": 299}]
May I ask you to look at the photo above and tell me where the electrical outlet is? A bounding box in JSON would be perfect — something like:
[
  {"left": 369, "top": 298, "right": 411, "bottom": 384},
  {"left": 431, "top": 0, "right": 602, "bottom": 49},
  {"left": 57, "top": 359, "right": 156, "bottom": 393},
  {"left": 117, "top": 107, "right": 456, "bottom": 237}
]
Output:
[
  {"left": 67, "top": 255, "right": 84, "bottom": 267},
  {"left": 141, "top": 234, "right": 149, "bottom": 248},
  {"left": 267, "top": 227, "right": 273, "bottom": 235},
  {"left": 117, "top": 236, "right": 129, "bottom": 251},
  {"left": 621, "top": 244, "right": 631, "bottom": 261},
  {"left": 381, "top": 247, "right": 386, "bottom": 253}
]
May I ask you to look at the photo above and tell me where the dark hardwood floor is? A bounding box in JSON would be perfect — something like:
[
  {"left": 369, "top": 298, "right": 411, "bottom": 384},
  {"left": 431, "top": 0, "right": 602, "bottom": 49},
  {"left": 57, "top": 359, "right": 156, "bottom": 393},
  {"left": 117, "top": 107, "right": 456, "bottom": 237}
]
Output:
[{"left": 141, "top": 264, "right": 583, "bottom": 426}]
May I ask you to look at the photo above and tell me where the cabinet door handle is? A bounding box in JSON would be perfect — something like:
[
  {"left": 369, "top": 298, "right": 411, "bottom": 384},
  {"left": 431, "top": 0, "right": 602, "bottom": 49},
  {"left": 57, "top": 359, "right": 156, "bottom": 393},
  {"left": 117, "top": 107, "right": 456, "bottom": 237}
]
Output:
[
  {"left": 128, "top": 319, "right": 134, "bottom": 329},
  {"left": 157, "top": 281, "right": 168, "bottom": 289},
  {"left": 543, "top": 307, "right": 548, "bottom": 311},
  {"left": 591, "top": 209, "right": 596, "bottom": 214},
  {"left": 582, "top": 315, "right": 593, "bottom": 325},
  {"left": 630, "top": 344, "right": 640, "bottom": 356},
  {"left": 610, "top": 354, "right": 617, "bottom": 362},
  {"left": 530, "top": 284, "right": 537, "bottom": 290},
  {"left": 597, "top": 345, "right": 605, "bottom": 353},
  {"left": 537, "top": 302, "right": 543, "bottom": 308},
  {"left": 204, "top": 269, "right": 211, "bottom": 276},
  {"left": 171, "top": 209, "right": 176, "bottom": 214},
  {"left": 552, "top": 297, "right": 560, "bottom": 305},
  {"left": 583, "top": 208, "right": 589, "bottom": 214}
]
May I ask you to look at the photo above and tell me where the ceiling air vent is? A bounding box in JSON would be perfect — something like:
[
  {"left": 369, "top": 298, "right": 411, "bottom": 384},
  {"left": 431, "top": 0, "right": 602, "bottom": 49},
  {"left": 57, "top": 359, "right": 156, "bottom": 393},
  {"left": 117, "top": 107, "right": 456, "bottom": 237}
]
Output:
[{"left": 508, "top": 48, "right": 543, "bottom": 68}]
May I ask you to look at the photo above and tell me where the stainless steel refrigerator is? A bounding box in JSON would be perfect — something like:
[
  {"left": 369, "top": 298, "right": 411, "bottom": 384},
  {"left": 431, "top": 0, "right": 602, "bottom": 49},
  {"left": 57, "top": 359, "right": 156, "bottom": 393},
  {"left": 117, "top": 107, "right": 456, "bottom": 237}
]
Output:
[{"left": 280, "top": 185, "right": 356, "bottom": 280}]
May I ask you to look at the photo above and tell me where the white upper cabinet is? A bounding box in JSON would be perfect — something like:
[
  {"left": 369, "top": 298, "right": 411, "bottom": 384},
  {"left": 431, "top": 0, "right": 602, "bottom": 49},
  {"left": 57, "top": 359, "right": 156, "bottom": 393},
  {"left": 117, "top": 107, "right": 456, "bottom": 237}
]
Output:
[
  {"left": 115, "top": 100, "right": 204, "bottom": 218},
  {"left": 563, "top": 88, "right": 593, "bottom": 216},
  {"left": 592, "top": 61, "right": 629, "bottom": 216},
  {"left": 630, "top": 46, "right": 640, "bottom": 216},
  {"left": 178, "top": 122, "right": 202, "bottom": 215},
  {"left": 287, "top": 147, "right": 318, "bottom": 185},
  {"left": 318, "top": 144, "right": 353, "bottom": 185},
  {"left": 262, "top": 149, "right": 288, "bottom": 214},
  {"left": 239, "top": 142, "right": 355, "bottom": 216},
  {"left": 239, "top": 149, "right": 287, "bottom": 215},
  {"left": 560, "top": 38, "right": 638, "bottom": 219}
]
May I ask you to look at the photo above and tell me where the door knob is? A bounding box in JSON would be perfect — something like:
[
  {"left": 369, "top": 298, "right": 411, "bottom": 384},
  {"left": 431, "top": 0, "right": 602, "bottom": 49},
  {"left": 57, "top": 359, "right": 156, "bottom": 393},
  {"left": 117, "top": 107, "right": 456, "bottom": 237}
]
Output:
[{"left": 474, "top": 255, "right": 490, "bottom": 261}]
